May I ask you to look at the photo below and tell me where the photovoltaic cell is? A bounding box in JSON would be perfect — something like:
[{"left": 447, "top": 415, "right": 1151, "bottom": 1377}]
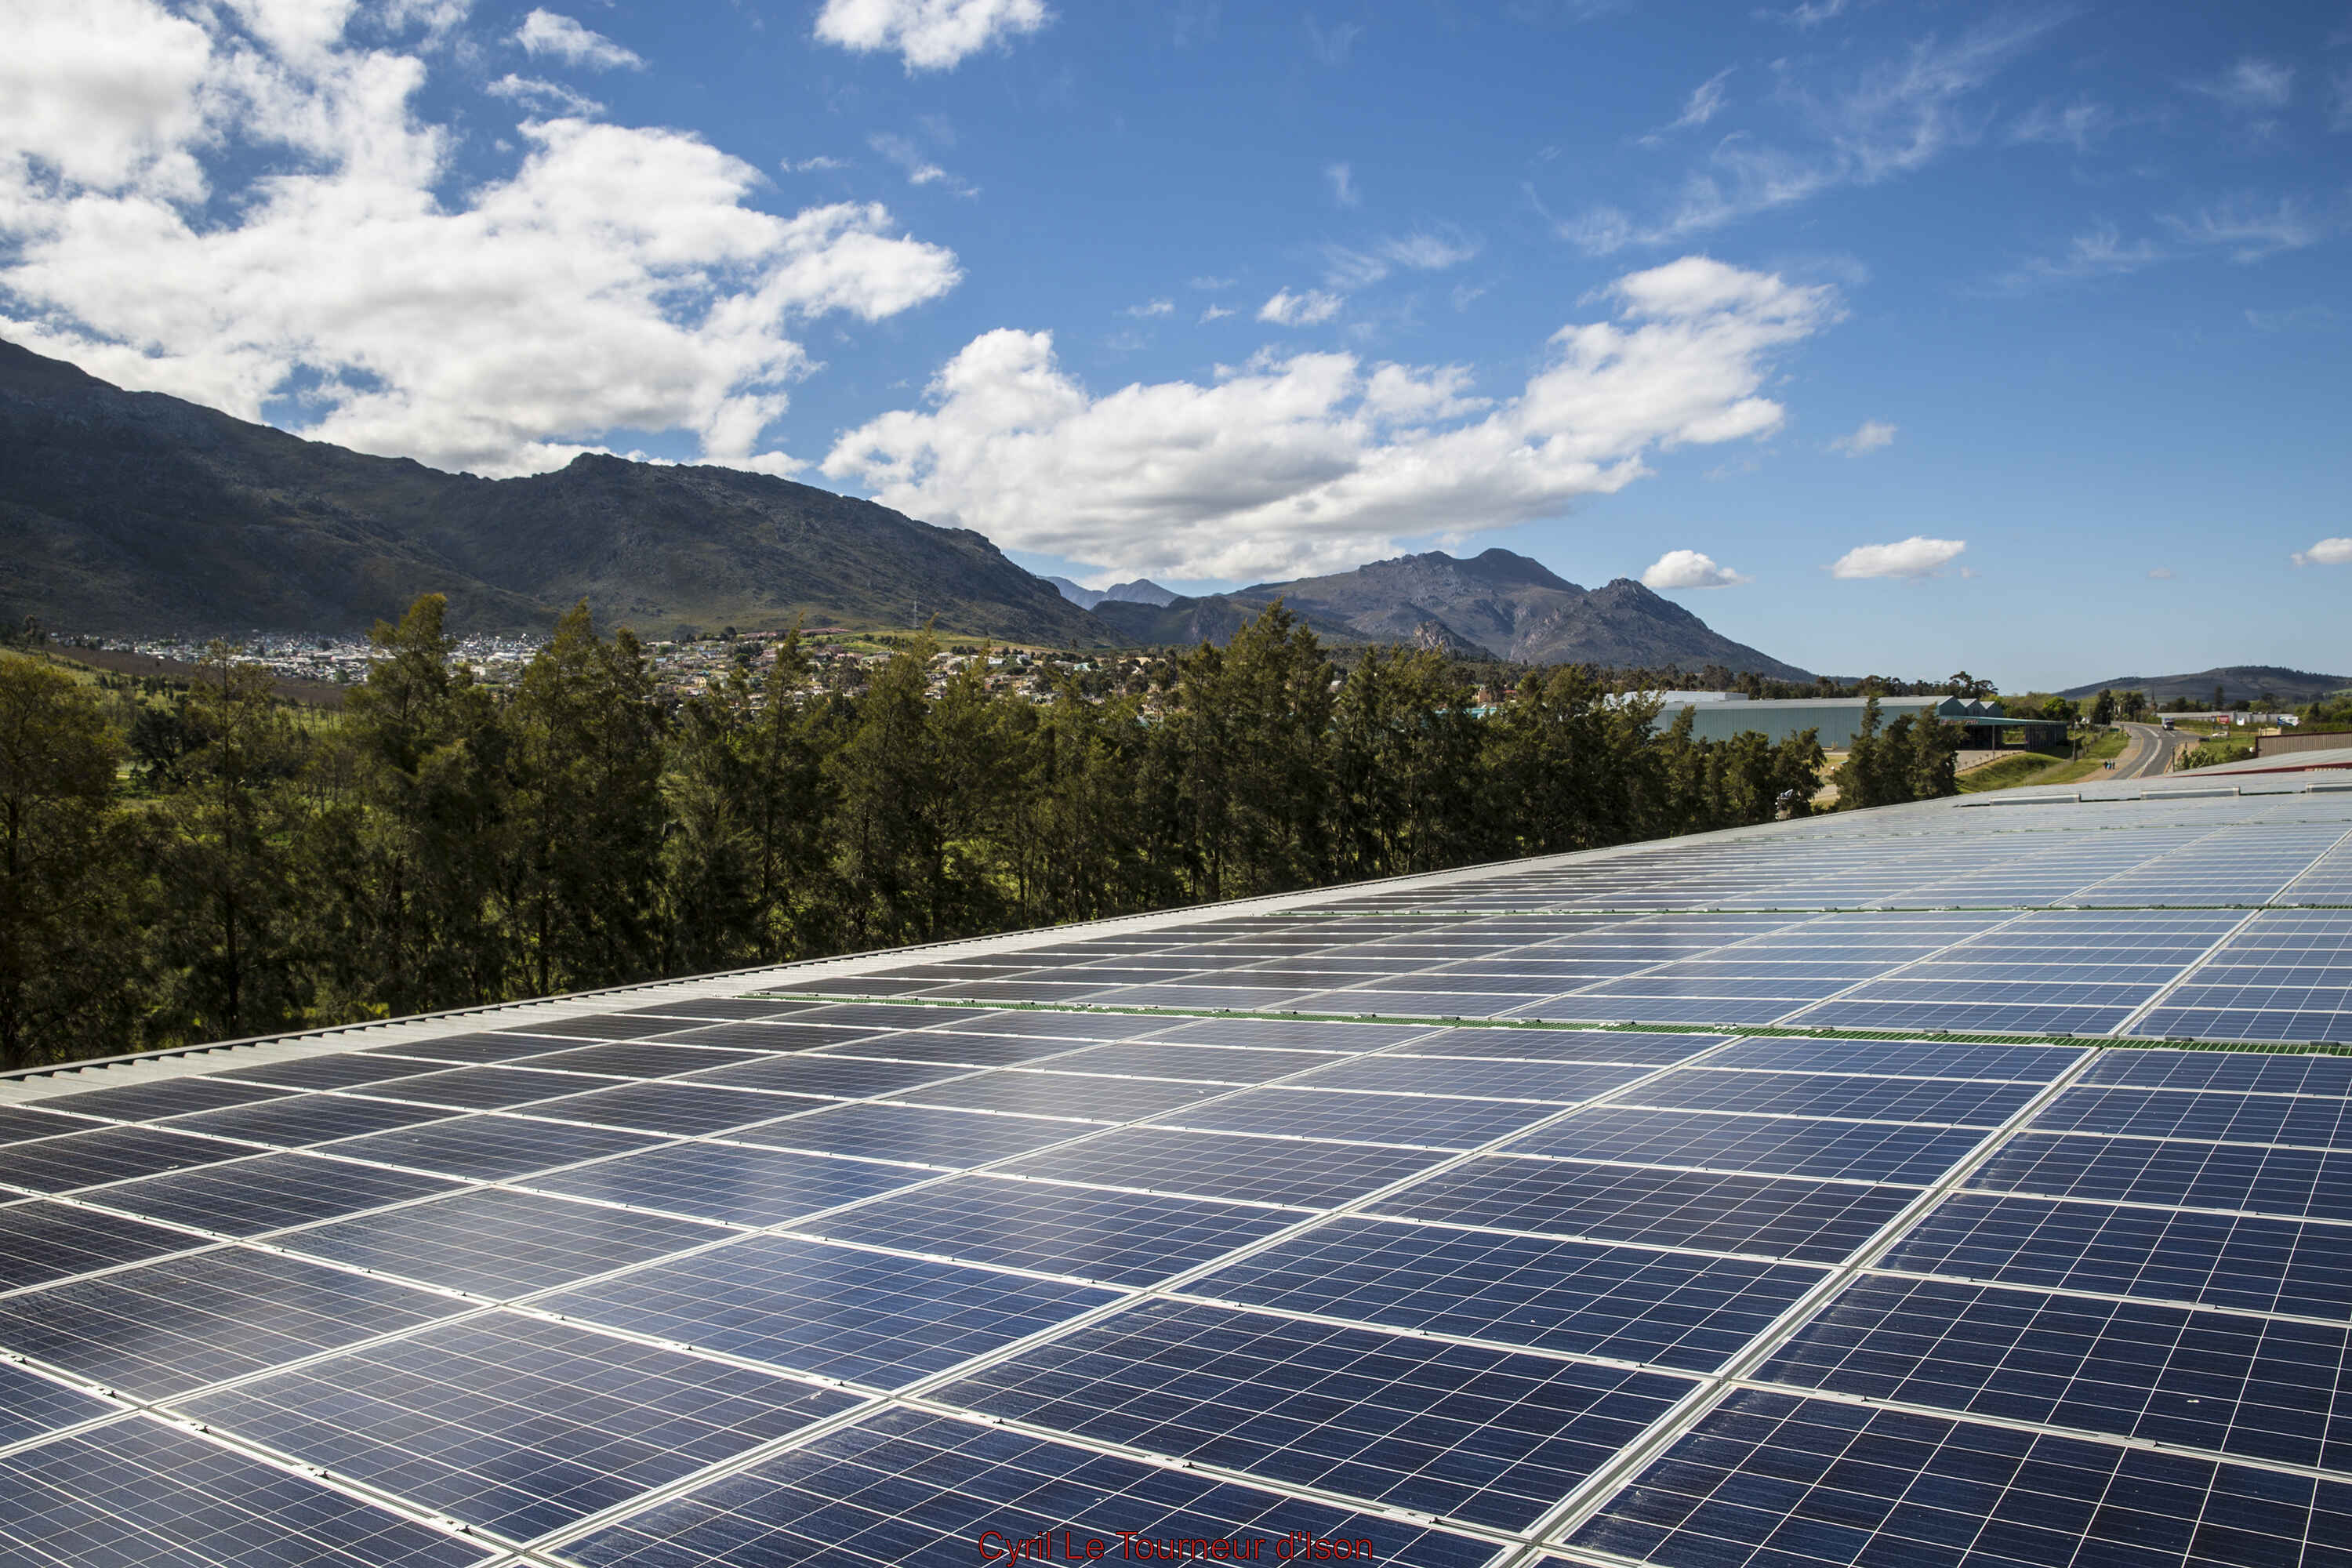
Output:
[
  {"left": 1569, "top": 1388, "right": 2352, "bottom": 1568},
  {"left": 0, "top": 1359, "right": 117, "bottom": 1446},
  {"left": 800, "top": 1174, "right": 1297, "bottom": 1285},
  {"left": 281, "top": 1186, "right": 730, "bottom": 1300},
  {"left": 524, "top": 1080, "right": 833, "bottom": 1136},
  {"left": 182, "top": 1312, "right": 858, "bottom": 1541},
  {"left": 1504, "top": 1106, "right": 1987, "bottom": 1185},
  {"left": 161, "top": 1092, "right": 458, "bottom": 1148},
  {"left": 0, "top": 1199, "right": 199, "bottom": 1290},
  {"left": 1387, "top": 1027, "right": 1730, "bottom": 1065},
  {"left": 1695, "top": 1037, "right": 2082, "bottom": 1080},
  {"left": 31, "top": 1074, "right": 291, "bottom": 1122},
  {"left": 563, "top": 1405, "right": 1497, "bottom": 1568},
  {"left": 1150, "top": 1085, "right": 1559, "bottom": 1149},
  {"left": 365, "top": 1064, "right": 613, "bottom": 1109},
  {"left": 325, "top": 1110, "right": 668, "bottom": 1181},
  {"left": 1283, "top": 1054, "right": 1650, "bottom": 1102},
  {"left": 365, "top": 1031, "right": 575, "bottom": 1064},
  {"left": 86, "top": 1151, "right": 460, "bottom": 1237},
  {"left": 2028, "top": 1084, "right": 2352, "bottom": 1149},
  {"left": 0, "top": 1105, "right": 100, "bottom": 1145},
  {"left": 521, "top": 1040, "right": 762, "bottom": 1078},
  {"left": 0, "top": 1419, "right": 491, "bottom": 1566},
  {"left": 544, "top": 1232, "right": 1120, "bottom": 1387},
  {"left": 1759, "top": 1271, "right": 2352, "bottom": 1471},
  {"left": 526, "top": 1139, "right": 933, "bottom": 1227},
  {"left": 0, "top": 1124, "right": 257, "bottom": 1194},
  {"left": 2085, "top": 1049, "right": 2352, "bottom": 1096},
  {"left": 683, "top": 1053, "right": 972, "bottom": 1098},
  {"left": 1613, "top": 1068, "right": 2041, "bottom": 1127},
  {"left": 1882, "top": 1191, "right": 2352, "bottom": 1318},
  {"left": 996, "top": 1126, "right": 1450, "bottom": 1209},
  {"left": 1194, "top": 1214, "right": 1821, "bottom": 1370},
  {"left": 817, "top": 1029, "right": 1088, "bottom": 1065},
  {"left": 734, "top": 1100, "right": 1091, "bottom": 1166},
  {"left": 942, "top": 1297, "right": 1693, "bottom": 1530},
  {"left": 0, "top": 1246, "right": 469, "bottom": 1399},
  {"left": 1969, "top": 1131, "right": 2352, "bottom": 1221},
  {"left": 891, "top": 1068, "right": 1227, "bottom": 1120},
  {"left": 1373, "top": 1156, "right": 1918, "bottom": 1263}
]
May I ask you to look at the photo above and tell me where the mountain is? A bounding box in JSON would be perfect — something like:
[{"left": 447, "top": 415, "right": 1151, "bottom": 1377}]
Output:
[
  {"left": 0, "top": 338, "right": 1109, "bottom": 643},
  {"left": 1089, "top": 549, "right": 1810, "bottom": 677},
  {"left": 1045, "top": 575, "right": 1178, "bottom": 611},
  {"left": 2056, "top": 666, "right": 2352, "bottom": 705}
]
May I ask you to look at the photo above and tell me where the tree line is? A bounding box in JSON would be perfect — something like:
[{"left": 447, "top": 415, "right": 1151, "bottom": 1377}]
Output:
[{"left": 2, "top": 595, "right": 1859, "bottom": 1069}]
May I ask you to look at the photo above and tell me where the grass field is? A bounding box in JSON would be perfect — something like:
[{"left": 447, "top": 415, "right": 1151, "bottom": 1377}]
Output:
[{"left": 1956, "top": 728, "right": 2128, "bottom": 793}]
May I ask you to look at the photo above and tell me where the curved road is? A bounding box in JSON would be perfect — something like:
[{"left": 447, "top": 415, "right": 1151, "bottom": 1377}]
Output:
[{"left": 2113, "top": 721, "right": 2186, "bottom": 780}]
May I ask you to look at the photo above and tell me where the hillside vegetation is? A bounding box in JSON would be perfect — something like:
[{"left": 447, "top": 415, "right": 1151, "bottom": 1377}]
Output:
[{"left": 0, "top": 599, "right": 1839, "bottom": 1069}]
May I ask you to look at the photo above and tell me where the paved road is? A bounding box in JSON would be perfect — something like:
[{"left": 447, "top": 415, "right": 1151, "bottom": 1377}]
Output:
[{"left": 2112, "top": 721, "right": 2183, "bottom": 780}]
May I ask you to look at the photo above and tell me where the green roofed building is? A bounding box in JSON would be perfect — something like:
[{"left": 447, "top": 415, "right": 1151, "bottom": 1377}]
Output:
[{"left": 1650, "top": 695, "right": 2071, "bottom": 750}]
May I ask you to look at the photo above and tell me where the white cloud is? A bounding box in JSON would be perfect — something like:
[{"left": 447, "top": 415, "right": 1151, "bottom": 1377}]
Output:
[
  {"left": 1259, "top": 288, "right": 1345, "bottom": 326},
  {"left": 1641, "top": 549, "right": 1749, "bottom": 589},
  {"left": 1830, "top": 536, "right": 1967, "bottom": 579},
  {"left": 0, "top": 2, "right": 960, "bottom": 477},
  {"left": 2161, "top": 196, "right": 2329, "bottom": 262},
  {"left": 1828, "top": 418, "right": 1896, "bottom": 455},
  {"left": 1190, "top": 274, "right": 1236, "bottom": 290},
  {"left": 2147, "top": 567, "right": 2174, "bottom": 579},
  {"left": 1562, "top": 18, "right": 2055, "bottom": 253},
  {"left": 822, "top": 256, "right": 1838, "bottom": 579},
  {"left": 813, "top": 0, "right": 1049, "bottom": 71},
  {"left": 1756, "top": 0, "right": 1849, "bottom": 27},
  {"left": 1641, "top": 68, "right": 1733, "bottom": 143},
  {"left": 1200, "top": 303, "right": 1236, "bottom": 321},
  {"left": 2293, "top": 537, "right": 2352, "bottom": 567},
  {"left": 2008, "top": 97, "right": 2115, "bottom": 152},
  {"left": 2192, "top": 57, "right": 2294, "bottom": 114},
  {"left": 785, "top": 154, "right": 848, "bottom": 172},
  {"left": 1305, "top": 16, "right": 1363, "bottom": 66},
  {"left": 1990, "top": 223, "right": 2165, "bottom": 292},
  {"left": 1124, "top": 299, "right": 1174, "bottom": 318},
  {"left": 515, "top": 9, "right": 644, "bottom": 71},
  {"left": 1323, "top": 230, "right": 1479, "bottom": 289},
  {"left": 868, "top": 131, "right": 978, "bottom": 195},
  {"left": 486, "top": 74, "right": 604, "bottom": 118},
  {"left": 0, "top": 0, "right": 213, "bottom": 198},
  {"left": 1326, "top": 162, "right": 1359, "bottom": 208}
]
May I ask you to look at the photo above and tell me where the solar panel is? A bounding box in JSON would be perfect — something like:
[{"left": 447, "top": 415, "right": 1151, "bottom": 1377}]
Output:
[
  {"left": 561, "top": 1406, "right": 1498, "bottom": 1568},
  {"left": 1566, "top": 1388, "right": 2352, "bottom": 1568},
  {"left": 543, "top": 1232, "right": 1120, "bottom": 1387},
  {"left": 5, "top": 782, "right": 2352, "bottom": 1563},
  {"left": 178, "top": 1312, "right": 859, "bottom": 1541},
  {"left": 939, "top": 1298, "right": 1693, "bottom": 1529}
]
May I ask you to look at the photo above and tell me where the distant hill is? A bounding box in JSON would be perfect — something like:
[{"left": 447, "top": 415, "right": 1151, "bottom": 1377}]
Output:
[
  {"left": 1090, "top": 548, "right": 1811, "bottom": 677},
  {"left": 2057, "top": 666, "right": 2352, "bottom": 704},
  {"left": 0, "top": 338, "right": 1109, "bottom": 643},
  {"left": 1044, "top": 576, "right": 1178, "bottom": 611}
]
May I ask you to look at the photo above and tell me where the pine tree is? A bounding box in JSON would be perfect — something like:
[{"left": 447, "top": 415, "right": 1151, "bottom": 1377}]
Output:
[
  {"left": 144, "top": 643, "right": 314, "bottom": 1042},
  {"left": 0, "top": 659, "right": 140, "bottom": 1067},
  {"left": 507, "top": 605, "right": 666, "bottom": 995},
  {"left": 320, "top": 594, "right": 511, "bottom": 1016}
]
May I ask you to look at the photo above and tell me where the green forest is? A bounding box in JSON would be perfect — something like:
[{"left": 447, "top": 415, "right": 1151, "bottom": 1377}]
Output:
[{"left": 0, "top": 596, "right": 1954, "bottom": 1070}]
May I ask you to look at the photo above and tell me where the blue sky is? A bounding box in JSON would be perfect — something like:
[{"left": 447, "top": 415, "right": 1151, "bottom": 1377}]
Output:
[{"left": 3, "top": 0, "right": 2347, "bottom": 688}]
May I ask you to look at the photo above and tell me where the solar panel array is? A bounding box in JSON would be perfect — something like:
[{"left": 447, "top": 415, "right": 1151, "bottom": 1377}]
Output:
[{"left": 2, "top": 780, "right": 2350, "bottom": 1566}]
